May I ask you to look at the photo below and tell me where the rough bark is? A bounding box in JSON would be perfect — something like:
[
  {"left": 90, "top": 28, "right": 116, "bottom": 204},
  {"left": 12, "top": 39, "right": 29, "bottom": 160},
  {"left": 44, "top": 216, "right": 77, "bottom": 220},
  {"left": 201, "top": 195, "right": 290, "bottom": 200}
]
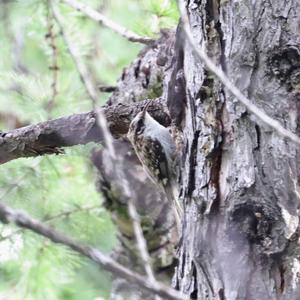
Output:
[{"left": 171, "top": 1, "right": 300, "bottom": 299}]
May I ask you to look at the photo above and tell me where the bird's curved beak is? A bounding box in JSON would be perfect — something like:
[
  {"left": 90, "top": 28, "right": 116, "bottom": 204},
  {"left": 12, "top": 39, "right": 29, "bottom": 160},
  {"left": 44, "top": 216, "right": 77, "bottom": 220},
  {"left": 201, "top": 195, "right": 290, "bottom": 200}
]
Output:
[{"left": 141, "top": 101, "right": 151, "bottom": 117}]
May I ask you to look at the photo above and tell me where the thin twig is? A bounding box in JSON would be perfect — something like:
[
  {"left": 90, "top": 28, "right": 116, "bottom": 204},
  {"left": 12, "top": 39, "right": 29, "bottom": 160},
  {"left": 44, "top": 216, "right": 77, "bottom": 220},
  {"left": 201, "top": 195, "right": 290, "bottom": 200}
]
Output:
[
  {"left": 178, "top": 0, "right": 300, "bottom": 145},
  {"left": 46, "top": 4, "right": 59, "bottom": 118},
  {"left": 53, "top": 0, "right": 159, "bottom": 287},
  {"left": 95, "top": 99, "right": 157, "bottom": 286},
  {"left": 128, "top": 199, "right": 157, "bottom": 281},
  {"left": 0, "top": 203, "right": 186, "bottom": 300},
  {"left": 94, "top": 87, "right": 157, "bottom": 288},
  {"left": 98, "top": 108, "right": 157, "bottom": 283},
  {"left": 0, "top": 160, "right": 41, "bottom": 201},
  {"left": 52, "top": 4, "right": 98, "bottom": 109},
  {"left": 0, "top": 204, "right": 100, "bottom": 242},
  {"left": 61, "top": 0, "right": 155, "bottom": 45},
  {"left": 43, "top": 204, "right": 101, "bottom": 222}
]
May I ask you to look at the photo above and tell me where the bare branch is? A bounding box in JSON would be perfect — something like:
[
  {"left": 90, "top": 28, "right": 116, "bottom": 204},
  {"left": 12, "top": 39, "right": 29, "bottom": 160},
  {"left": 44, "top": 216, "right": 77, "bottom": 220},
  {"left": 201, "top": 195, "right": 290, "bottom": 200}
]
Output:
[
  {"left": 96, "top": 103, "right": 157, "bottom": 284},
  {"left": 95, "top": 104, "right": 158, "bottom": 286},
  {"left": 0, "top": 98, "right": 169, "bottom": 165},
  {"left": 95, "top": 108, "right": 158, "bottom": 285},
  {"left": 0, "top": 203, "right": 186, "bottom": 300},
  {"left": 178, "top": 0, "right": 300, "bottom": 145},
  {"left": 52, "top": 4, "right": 98, "bottom": 109},
  {"left": 95, "top": 106, "right": 157, "bottom": 287},
  {"left": 94, "top": 107, "right": 158, "bottom": 284},
  {"left": 61, "top": 0, "right": 155, "bottom": 45}
]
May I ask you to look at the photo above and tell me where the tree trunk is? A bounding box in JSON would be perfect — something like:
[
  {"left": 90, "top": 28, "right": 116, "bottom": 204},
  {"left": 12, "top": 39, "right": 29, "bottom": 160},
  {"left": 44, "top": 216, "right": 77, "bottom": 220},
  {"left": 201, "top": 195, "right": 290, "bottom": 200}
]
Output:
[
  {"left": 1, "top": 1, "right": 299, "bottom": 299},
  {"left": 173, "top": 0, "right": 300, "bottom": 299}
]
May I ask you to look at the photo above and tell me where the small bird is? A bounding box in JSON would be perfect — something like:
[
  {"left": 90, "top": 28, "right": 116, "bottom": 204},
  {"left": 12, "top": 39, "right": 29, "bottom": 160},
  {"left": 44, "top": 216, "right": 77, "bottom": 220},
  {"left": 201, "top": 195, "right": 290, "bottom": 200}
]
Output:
[{"left": 127, "top": 101, "right": 182, "bottom": 230}]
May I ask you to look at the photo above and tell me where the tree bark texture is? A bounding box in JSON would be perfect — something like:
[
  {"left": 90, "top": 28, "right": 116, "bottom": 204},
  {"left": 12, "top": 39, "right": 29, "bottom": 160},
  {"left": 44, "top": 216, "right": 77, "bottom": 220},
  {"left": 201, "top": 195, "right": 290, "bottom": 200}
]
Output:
[{"left": 172, "top": 1, "right": 300, "bottom": 299}]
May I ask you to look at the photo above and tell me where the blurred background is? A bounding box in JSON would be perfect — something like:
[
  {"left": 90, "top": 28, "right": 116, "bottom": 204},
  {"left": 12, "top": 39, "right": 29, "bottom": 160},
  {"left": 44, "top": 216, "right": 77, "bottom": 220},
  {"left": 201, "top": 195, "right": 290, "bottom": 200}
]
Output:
[{"left": 0, "top": 0, "right": 178, "bottom": 299}]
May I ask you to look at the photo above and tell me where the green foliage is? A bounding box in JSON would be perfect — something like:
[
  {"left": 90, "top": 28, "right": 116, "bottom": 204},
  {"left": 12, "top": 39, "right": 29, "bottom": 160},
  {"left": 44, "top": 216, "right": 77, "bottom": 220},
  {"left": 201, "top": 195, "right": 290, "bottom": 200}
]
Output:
[
  {"left": 0, "top": 0, "right": 178, "bottom": 299},
  {"left": 0, "top": 153, "right": 115, "bottom": 300}
]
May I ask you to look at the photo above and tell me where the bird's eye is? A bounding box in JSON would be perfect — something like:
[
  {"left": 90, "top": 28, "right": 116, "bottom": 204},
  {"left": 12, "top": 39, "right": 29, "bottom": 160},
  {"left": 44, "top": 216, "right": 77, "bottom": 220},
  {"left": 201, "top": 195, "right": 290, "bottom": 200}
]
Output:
[{"left": 136, "top": 119, "right": 144, "bottom": 134}]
